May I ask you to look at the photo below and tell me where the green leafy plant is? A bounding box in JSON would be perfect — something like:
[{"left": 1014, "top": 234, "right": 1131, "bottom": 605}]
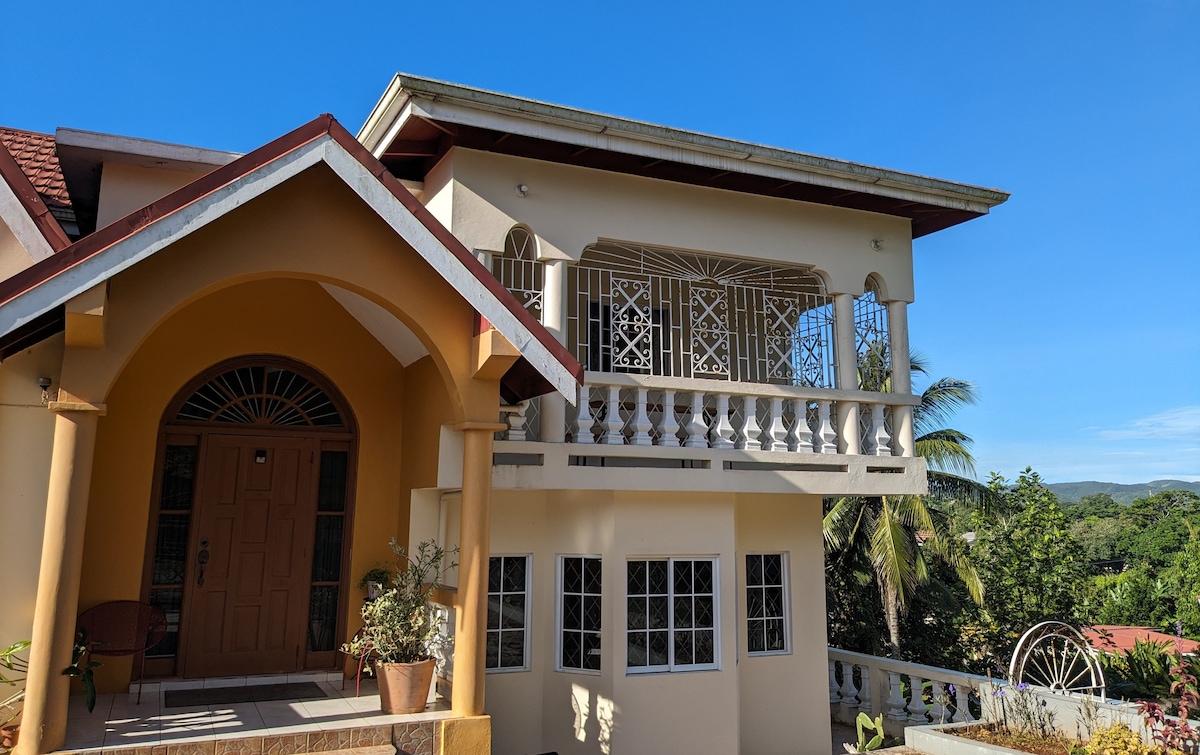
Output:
[
  {"left": 0, "top": 641, "right": 29, "bottom": 731},
  {"left": 1100, "top": 638, "right": 1176, "bottom": 701},
  {"left": 843, "top": 711, "right": 886, "bottom": 753},
  {"left": 357, "top": 565, "right": 393, "bottom": 590},
  {"left": 1085, "top": 723, "right": 1154, "bottom": 755},
  {"left": 62, "top": 628, "right": 102, "bottom": 713},
  {"left": 341, "top": 540, "right": 457, "bottom": 665}
]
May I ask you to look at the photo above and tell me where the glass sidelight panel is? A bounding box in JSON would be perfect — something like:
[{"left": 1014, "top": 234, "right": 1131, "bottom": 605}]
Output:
[
  {"left": 147, "top": 444, "right": 199, "bottom": 661},
  {"left": 307, "top": 444, "right": 349, "bottom": 654}
]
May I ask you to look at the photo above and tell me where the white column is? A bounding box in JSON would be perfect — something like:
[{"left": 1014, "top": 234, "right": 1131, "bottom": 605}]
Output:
[
  {"left": 763, "top": 397, "right": 787, "bottom": 451},
  {"left": 712, "top": 393, "right": 736, "bottom": 449},
  {"left": 838, "top": 661, "right": 860, "bottom": 714},
  {"left": 540, "top": 259, "right": 568, "bottom": 443},
  {"left": 601, "top": 384, "right": 624, "bottom": 444},
  {"left": 630, "top": 387, "right": 654, "bottom": 446},
  {"left": 684, "top": 392, "right": 708, "bottom": 448},
  {"left": 907, "top": 675, "right": 929, "bottom": 723},
  {"left": 953, "top": 685, "right": 976, "bottom": 723},
  {"left": 657, "top": 390, "right": 680, "bottom": 446},
  {"left": 928, "top": 680, "right": 947, "bottom": 723},
  {"left": 829, "top": 660, "right": 842, "bottom": 704},
  {"left": 815, "top": 401, "right": 838, "bottom": 454},
  {"left": 574, "top": 384, "right": 595, "bottom": 444},
  {"left": 886, "top": 671, "right": 908, "bottom": 722},
  {"left": 735, "top": 396, "right": 761, "bottom": 450},
  {"left": 888, "top": 300, "right": 915, "bottom": 457},
  {"left": 833, "top": 292, "right": 860, "bottom": 454}
]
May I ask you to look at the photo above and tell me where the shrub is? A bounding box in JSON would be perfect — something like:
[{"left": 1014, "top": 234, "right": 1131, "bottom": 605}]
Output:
[{"left": 1086, "top": 723, "right": 1153, "bottom": 755}]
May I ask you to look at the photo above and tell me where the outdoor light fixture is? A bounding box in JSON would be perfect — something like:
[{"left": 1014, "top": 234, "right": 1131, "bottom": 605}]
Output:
[
  {"left": 870, "top": 239, "right": 884, "bottom": 252},
  {"left": 516, "top": 184, "right": 529, "bottom": 197},
  {"left": 37, "top": 377, "right": 52, "bottom": 405}
]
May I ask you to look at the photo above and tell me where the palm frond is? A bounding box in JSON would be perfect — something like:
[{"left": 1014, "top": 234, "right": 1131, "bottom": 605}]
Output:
[
  {"left": 869, "top": 503, "right": 918, "bottom": 612},
  {"left": 914, "top": 377, "right": 979, "bottom": 436},
  {"left": 916, "top": 429, "right": 977, "bottom": 477},
  {"left": 926, "top": 470, "right": 1002, "bottom": 510}
]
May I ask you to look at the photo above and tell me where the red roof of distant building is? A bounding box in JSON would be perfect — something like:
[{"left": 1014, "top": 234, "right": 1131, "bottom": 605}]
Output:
[
  {"left": 1084, "top": 625, "right": 1200, "bottom": 656},
  {"left": 0, "top": 127, "right": 72, "bottom": 214}
]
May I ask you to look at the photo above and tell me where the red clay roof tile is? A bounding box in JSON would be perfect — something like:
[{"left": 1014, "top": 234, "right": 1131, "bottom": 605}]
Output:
[{"left": 0, "top": 127, "right": 72, "bottom": 214}]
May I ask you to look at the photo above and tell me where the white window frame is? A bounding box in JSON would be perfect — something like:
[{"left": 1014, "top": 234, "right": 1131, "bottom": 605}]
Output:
[
  {"left": 486, "top": 554, "right": 532, "bottom": 673},
  {"left": 555, "top": 554, "right": 603, "bottom": 675},
  {"left": 744, "top": 552, "right": 791, "bottom": 656},
  {"left": 625, "top": 556, "right": 720, "bottom": 674}
]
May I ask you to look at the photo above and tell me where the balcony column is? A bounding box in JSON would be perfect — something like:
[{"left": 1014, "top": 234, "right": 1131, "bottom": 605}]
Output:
[
  {"left": 19, "top": 399, "right": 104, "bottom": 755},
  {"left": 833, "top": 292, "right": 860, "bottom": 454},
  {"left": 887, "top": 300, "right": 915, "bottom": 457},
  {"left": 451, "top": 423, "right": 502, "bottom": 717},
  {"left": 539, "top": 258, "right": 569, "bottom": 442}
]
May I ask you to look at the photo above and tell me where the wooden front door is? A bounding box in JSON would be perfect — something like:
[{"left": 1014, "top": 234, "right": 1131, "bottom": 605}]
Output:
[{"left": 182, "top": 434, "right": 316, "bottom": 677}]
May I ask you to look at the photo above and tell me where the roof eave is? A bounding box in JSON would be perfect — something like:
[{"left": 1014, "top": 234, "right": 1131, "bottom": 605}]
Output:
[{"left": 366, "top": 73, "right": 1010, "bottom": 215}]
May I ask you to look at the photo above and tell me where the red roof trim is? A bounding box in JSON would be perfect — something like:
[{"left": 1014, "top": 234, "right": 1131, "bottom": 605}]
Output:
[
  {"left": 0, "top": 114, "right": 583, "bottom": 387},
  {"left": 0, "top": 141, "right": 71, "bottom": 253}
]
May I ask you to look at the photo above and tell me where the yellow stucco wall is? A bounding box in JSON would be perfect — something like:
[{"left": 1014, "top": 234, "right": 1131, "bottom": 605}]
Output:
[
  {"left": 95, "top": 163, "right": 215, "bottom": 230},
  {"left": 49, "top": 161, "right": 502, "bottom": 690},
  {"left": 78, "top": 278, "right": 405, "bottom": 689},
  {"left": 0, "top": 336, "right": 62, "bottom": 645}
]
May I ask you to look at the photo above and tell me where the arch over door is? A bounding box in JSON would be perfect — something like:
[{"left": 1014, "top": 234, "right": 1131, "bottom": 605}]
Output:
[{"left": 143, "top": 357, "right": 356, "bottom": 678}]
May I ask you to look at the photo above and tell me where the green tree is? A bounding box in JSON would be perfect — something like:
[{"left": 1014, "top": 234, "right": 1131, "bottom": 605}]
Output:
[
  {"left": 1063, "top": 493, "right": 1124, "bottom": 523},
  {"left": 1163, "top": 527, "right": 1200, "bottom": 639},
  {"left": 971, "top": 469, "right": 1086, "bottom": 663},
  {"left": 824, "top": 354, "right": 989, "bottom": 654}
]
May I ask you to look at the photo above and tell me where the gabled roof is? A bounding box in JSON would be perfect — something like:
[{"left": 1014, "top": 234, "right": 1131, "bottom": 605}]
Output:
[
  {"left": 1085, "top": 625, "right": 1200, "bottom": 656},
  {"left": 0, "top": 129, "right": 71, "bottom": 262},
  {"left": 0, "top": 128, "right": 73, "bottom": 218},
  {"left": 359, "top": 74, "right": 1011, "bottom": 238},
  {"left": 0, "top": 115, "right": 582, "bottom": 402}
]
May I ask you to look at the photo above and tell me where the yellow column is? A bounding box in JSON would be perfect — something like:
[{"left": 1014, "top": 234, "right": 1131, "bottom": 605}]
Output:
[
  {"left": 19, "top": 403, "right": 103, "bottom": 755},
  {"left": 451, "top": 423, "right": 500, "bottom": 717}
]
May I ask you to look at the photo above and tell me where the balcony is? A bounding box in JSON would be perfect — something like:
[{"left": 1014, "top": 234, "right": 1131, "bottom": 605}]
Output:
[{"left": 490, "top": 237, "right": 924, "bottom": 494}]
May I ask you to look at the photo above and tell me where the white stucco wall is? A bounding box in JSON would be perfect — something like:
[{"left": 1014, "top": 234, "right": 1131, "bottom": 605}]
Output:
[{"left": 440, "top": 148, "right": 915, "bottom": 300}]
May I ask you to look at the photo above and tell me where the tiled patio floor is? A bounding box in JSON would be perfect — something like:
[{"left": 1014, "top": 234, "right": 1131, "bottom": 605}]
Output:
[{"left": 60, "top": 676, "right": 451, "bottom": 755}]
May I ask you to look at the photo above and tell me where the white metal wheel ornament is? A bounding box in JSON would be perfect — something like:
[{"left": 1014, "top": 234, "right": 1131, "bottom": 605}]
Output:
[{"left": 1008, "top": 621, "right": 1106, "bottom": 698}]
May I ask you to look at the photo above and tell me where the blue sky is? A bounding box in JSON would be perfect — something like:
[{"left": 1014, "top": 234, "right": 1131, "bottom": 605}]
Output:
[{"left": 2, "top": 1, "right": 1197, "bottom": 484}]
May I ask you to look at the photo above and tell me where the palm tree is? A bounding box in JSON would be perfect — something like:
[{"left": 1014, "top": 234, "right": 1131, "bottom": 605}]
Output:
[{"left": 823, "top": 351, "right": 992, "bottom": 654}]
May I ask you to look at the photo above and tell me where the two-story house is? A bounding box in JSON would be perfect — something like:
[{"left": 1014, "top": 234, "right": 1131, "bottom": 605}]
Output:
[{"left": 0, "top": 76, "right": 1007, "bottom": 755}]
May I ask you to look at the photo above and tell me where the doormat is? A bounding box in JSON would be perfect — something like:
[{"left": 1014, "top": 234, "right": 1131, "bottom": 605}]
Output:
[{"left": 164, "top": 681, "right": 328, "bottom": 708}]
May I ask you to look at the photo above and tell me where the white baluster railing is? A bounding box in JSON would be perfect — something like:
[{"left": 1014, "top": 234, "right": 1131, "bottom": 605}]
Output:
[
  {"left": 828, "top": 647, "right": 988, "bottom": 736},
  {"left": 518, "top": 373, "right": 917, "bottom": 454}
]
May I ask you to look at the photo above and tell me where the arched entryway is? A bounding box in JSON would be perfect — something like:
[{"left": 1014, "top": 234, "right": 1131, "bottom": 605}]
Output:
[{"left": 140, "top": 356, "right": 357, "bottom": 678}]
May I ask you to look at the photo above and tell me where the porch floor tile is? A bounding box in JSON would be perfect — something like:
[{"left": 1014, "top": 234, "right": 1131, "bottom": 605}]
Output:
[{"left": 60, "top": 679, "right": 451, "bottom": 754}]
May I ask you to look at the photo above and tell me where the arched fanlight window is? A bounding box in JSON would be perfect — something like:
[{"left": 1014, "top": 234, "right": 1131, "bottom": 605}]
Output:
[
  {"left": 854, "top": 278, "right": 890, "bottom": 392},
  {"left": 495, "top": 225, "right": 543, "bottom": 320},
  {"left": 174, "top": 362, "right": 345, "bottom": 427}
]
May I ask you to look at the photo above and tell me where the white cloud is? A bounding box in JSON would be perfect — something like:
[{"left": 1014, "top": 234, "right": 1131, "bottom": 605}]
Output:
[{"left": 1097, "top": 406, "right": 1200, "bottom": 441}]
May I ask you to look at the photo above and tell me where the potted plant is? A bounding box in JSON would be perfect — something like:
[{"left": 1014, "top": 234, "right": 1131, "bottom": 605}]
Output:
[
  {"left": 1, "top": 641, "right": 30, "bottom": 751},
  {"left": 342, "top": 539, "right": 456, "bottom": 714},
  {"left": 357, "top": 565, "right": 393, "bottom": 602}
]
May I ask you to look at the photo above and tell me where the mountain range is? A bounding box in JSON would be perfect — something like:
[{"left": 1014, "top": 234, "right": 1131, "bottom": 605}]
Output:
[{"left": 1045, "top": 479, "right": 1200, "bottom": 505}]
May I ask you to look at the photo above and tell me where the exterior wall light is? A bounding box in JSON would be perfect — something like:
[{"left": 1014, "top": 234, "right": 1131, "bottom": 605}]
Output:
[
  {"left": 870, "top": 239, "right": 884, "bottom": 252},
  {"left": 516, "top": 184, "right": 529, "bottom": 197}
]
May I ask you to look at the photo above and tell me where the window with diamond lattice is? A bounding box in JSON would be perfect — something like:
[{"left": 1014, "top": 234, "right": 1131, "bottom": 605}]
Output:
[
  {"left": 174, "top": 363, "right": 344, "bottom": 427},
  {"left": 487, "top": 556, "right": 530, "bottom": 671},
  {"left": 854, "top": 280, "right": 890, "bottom": 392},
  {"left": 570, "top": 243, "right": 835, "bottom": 387},
  {"left": 559, "top": 556, "right": 602, "bottom": 672},
  {"left": 746, "top": 554, "right": 789, "bottom": 655},
  {"left": 627, "top": 558, "right": 718, "bottom": 672}
]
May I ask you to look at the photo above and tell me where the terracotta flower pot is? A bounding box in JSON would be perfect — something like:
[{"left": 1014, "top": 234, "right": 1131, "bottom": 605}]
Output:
[
  {"left": 1, "top": 724, "right": 19, "bottom": 749},
  {"left": 376, "top": 658, "right": 435, "bottom": 714}
]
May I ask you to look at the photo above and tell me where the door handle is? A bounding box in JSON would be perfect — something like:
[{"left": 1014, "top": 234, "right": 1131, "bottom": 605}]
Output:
[{"left": 197, "top": 537, "right": 210, "bottom": 586}]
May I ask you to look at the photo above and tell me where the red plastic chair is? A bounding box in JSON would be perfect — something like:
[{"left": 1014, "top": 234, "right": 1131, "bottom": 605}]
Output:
[{"left": 76, "top": 601, "right": 167, "bottom": 703}]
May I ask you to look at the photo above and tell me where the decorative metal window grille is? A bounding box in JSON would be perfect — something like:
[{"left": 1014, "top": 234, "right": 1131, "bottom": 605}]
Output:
[
  {"left": 627, "top": 558, "right": 718, "bottom": 672},
  {"left": 746, "top": 554, "right": 788, "bottom": 655},
  {"left": 308, "top": 449, "right": 348, "bottom": 652},
  {"left": 487, "top": 555, "right": 530, "bottom": 671},
  {"left": 494, "top": 226, "right": 544, "bottom": 321},
  {"left": 146, "top": 444, "right": 198, "bottom": 658},
  {"left": 175, "top": 364, "right": 344, "bottom": 427},
  {"left": 559, "top": 556, "right": 602, "bottom": 672},
  {"left": 854, "top": 281, "right": 890, "bottom": 392},
  {"left": 569, "top": 243, "right": 835, "bottom": 387}
]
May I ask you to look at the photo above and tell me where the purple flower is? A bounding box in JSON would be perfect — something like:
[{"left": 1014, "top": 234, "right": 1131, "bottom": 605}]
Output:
[
  {"left": 993, "top": 687, "right": 1006, "bottom": 698},
  {"left": 1017, "top": 683, "right": 1029, "bottom": 692},
  {"left": 947, "top": 683, "right": 956, "bottom": 696}
]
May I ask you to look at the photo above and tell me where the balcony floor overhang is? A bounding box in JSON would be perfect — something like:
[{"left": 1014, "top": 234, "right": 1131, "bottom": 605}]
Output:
[{"left": 491, "top": 440, "right": 929, "bottom": 496}]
